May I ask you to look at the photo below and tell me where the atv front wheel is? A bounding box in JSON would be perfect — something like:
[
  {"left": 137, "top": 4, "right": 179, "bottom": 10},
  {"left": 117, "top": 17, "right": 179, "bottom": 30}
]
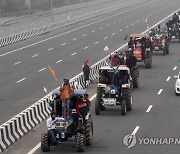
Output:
[
  {"left": 76, "top": 133, "right": 86, "bottom": 152},
  {"left": 41, "top": 133, "right": 50, "bottom": 152}
]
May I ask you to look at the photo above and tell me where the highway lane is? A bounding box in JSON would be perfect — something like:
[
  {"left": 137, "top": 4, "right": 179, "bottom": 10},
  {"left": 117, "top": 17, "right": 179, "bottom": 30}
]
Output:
[
  {"left": 3, "top": 41, "right": 180, "bottom": 154},
  {"left": 0, "top": 0, "right": 136, "bottom": 38},
  {"left": 0, "top": 0, "right": 179, "bottom": 125}
]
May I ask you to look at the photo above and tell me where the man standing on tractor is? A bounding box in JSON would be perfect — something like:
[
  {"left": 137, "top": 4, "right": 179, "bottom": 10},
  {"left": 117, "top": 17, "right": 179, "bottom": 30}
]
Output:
[
  {"left": 128, "top": 37, "right": 134, "bottom": 50},
  {"left": 59, "top": 78, "right": 74, "bottom": 118}
]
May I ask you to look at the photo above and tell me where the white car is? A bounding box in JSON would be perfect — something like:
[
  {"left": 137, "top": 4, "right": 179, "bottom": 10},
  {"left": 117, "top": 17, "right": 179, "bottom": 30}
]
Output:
[{"left": 174, "top": 72, "right": 180, "bottom": 95}]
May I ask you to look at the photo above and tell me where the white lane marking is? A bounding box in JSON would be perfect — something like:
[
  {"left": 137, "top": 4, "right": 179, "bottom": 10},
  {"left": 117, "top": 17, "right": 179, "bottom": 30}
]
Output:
[
  {"left": 137, "top": 20, "right": 139, "bottom": 23},
  {"left": 27, "top": 93, "right": 97, "bottom": 154},
  {"left": 56, "top": 60, "right": 63, "bottom": 63},
  {"left": 61, "top": 43, "right": 66, "bottom": 46},
  {"left": 104, "top": 37, "right": 108, "bottom": 40},
  {"left": 125, "top": 26, "right": 129, "bottom": 28},
  {"left": 27, "top": 142, "right": 41, "bottom": 154},
  {"left": 73, "top": 38, "right": 77, "bottom": 41},
  {"left": 26, "top": 8, "right": 180, "bottom": 153},
  {"left": 146, "top": 105, "right": 153, "bottom": 112},
  {"left": 10, "top": 28, "right": 15, "bottom": 30},
  {"left": 83, "top": 34, "right": 87, "bottom": 37},
  {"left": 32, "top": 54, "right": 39, "bottom": 58},
  {"left": 94, "top": 42, "right": 99, "bottom": 44},
  {"left": 92, "top": 30, "right": 95, "bottom": 33},
  {"left": 99, "top": 27, "right": 103, "bottom": 29},
  {"left": 48, "top": 48, "right": 53, "bottom": 51},
  {"left": 166, "top": 76, "right": 171, "bottom": 81},
  {"left": 157, "top": 89, "right": 163, "bottom": 95},
  {"left": 119, "top": 29, "right": 122, "bottom": 31},
  {"left": 112, "top": 33, "right": 116, "bottom": 36},
  {"left": 113, "top": 21, "right": 116, "bottom": 24},
  {"left": 38, "top": 68, "right": 46, "bottom": 72},
  {"left": 71, "top": 52, "right": 76, "bottom": 56},
  {"left": 84, "top": 46, "right": 88, "bottom": 50},
  {"left": 14, "top": 61, "right": 21, "bottom": 65},
  {"left": 16, "top": 78, "right": 26, "bottom": 83},
  {"left": 0, "top": 1, "right": 171, "bottom": 58},
  {"left": 107, "top": 24, "right": 110, "bottom": 27},
  {"left": 132, "top": 126, "right": 140, "bottom": 135},
  {"left": 173, "top": 66, "right": 177, "bottom": 70},
  {"left": 131, "top": 23, "right": 135, "bottom": 26}
]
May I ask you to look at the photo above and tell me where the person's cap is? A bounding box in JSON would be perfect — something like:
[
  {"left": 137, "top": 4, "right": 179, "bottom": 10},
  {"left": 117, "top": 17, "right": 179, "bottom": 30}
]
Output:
[{"left": 63, "top": 78, "right": 69, "bottom": 83}]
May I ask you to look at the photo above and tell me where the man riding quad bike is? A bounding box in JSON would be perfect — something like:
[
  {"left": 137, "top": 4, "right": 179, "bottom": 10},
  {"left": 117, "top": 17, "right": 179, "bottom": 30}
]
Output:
[
  {"left": 128, "top": 34, "right": 153, "bottom": 69},
  {"left": 95, "top": 65, "right": 133, "bottom": 115},
  {"left": 41, "top": 89, "right": 93, "bottom": 152},
  {"left": 152, "top": 33, "right": 169, "bottom": 55}
]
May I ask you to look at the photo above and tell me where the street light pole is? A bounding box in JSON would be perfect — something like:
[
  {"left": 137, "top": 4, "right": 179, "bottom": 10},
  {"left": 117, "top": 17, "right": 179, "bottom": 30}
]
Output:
[{"left": 51, "top": 0, "right": 53, "bottom": 23}]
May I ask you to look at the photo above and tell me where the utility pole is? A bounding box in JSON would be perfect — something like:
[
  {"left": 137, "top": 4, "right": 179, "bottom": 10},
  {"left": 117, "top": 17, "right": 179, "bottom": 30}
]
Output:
[{"left": 51, "top": 0, "right": 54, "bottom": 23}]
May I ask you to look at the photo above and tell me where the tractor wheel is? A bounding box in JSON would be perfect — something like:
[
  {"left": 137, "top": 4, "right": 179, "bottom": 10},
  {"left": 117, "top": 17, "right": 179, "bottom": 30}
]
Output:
[
  {"left": 124, "top": 89, "right": 133, "bottom": 111},
  {"left": 85, "top": 117, "right": 93, "bottom": 146},
  {"left": 166, "top": 41, "right": 169, "bottom": 54},
  {"left": 41, "top": 133, "right": 50, "bottom": 152},
  {"left": 95, "top": 88, "right": 103, "bottom": 115},
  {"left": 145, "top": 57, "right": 152, "bottom": 69},
  {"left": 75, "top": 133, "right": 86, "bottom": 152},
  {"left": 163, "top": 48, "right": 166, "bottom": 56},
  {"left": 132, "top": 68, "right": 139, "bottom": 88},
  {"left": 121, "top": 99, "right": 127, "bottom": 115}
]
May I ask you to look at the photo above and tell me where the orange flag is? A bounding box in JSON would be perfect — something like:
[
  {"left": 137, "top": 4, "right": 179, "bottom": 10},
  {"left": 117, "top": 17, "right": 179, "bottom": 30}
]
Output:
[{"left": 48, "top": 66, "right": 58, "bottom": 81}]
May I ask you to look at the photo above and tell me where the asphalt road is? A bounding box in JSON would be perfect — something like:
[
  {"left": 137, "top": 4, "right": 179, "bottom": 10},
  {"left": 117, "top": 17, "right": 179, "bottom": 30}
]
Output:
[
  {"left": 3, "top": 42, "right": 180, "bottom": 154},
  {"left": 1, "top": 0, "right": 180, "bottom": 153},
  {"left": 0, "top": 0, "right": 137, "bottom": 38},
  {"left": 0, "top": 0, "right": 179, "bottom": 125}
]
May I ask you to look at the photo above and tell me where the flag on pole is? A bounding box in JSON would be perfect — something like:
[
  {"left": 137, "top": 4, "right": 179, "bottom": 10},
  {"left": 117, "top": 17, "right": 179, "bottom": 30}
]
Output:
[
  {"left": 123, "top": 32, "right": 128, "bottom": 41},
  {"left": 43, "top": 86, "right": 47, "bottom": 93},
  {"left": 103, "top": 45, "right": 109, "bottom": 51},
  {"left": 48, "top": 66, "right": 58, "bottom": 81}
]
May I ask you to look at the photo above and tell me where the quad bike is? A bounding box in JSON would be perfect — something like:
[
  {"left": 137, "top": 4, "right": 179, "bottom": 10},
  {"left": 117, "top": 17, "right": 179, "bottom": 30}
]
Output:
[
  {"left": 41, "top": 90, "right": 93, "bottom": 152},
  {"left": 95, "top": 65, "right": 133, "bottom": 115}
]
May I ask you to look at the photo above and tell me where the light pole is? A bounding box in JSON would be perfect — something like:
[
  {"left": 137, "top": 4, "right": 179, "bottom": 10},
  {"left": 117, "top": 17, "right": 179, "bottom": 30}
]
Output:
[{"left": 51, "top": 0, "right": 53, "bottom": 23}]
